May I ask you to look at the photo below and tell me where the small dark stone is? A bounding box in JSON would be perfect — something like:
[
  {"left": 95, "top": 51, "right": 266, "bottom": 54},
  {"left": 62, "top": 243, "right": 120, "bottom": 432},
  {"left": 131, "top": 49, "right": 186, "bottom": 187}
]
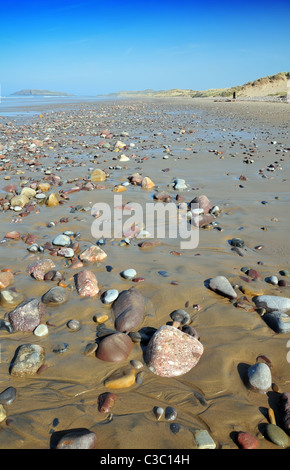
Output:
[
  {"left": 165, "top": 406, "right": 177, "bottom": 421},
  {"left": 158, "top": 270, "right": 170, "bottom": 277},
  {"left": 231, "top": 238, "right": 244, "bottom": 248},
  {"left": 53, "top": 343, "right": 69, "bottom": 354},
  {"left": 170, "top": 423, "right": 181, "bottom": 434},
  {"left": 0, "top": 386, "right": 16, "bottom": 405}
]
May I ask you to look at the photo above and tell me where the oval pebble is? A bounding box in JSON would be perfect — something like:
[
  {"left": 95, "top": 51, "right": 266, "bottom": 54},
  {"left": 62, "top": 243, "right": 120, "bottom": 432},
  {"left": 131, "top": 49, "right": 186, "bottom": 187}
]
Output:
[
  {"left": 120, "top": 269, "right": 137, "bottom": 280},
  {"left": 153, "top": 406, "right": 164, "bottom": 420},
  {"left": 266, "top": 423, "right": 289, "bottom": 447},
  {"left": 0, "top": 387, "right": 16, "bottom": 405},
  {"left": 237, "top": 431, "right": 258, "bottom": 449},
  {"left": 53, "top": 343, "right": 69, "bottom": 354},
  {"left": 67, "top": 319, "right": 81, "bottom": 331},
  {"left": 101, "top": 289, "right": 119, "bottom": 305},
  {"left": 170, "top": 423, "right": 181, "bottom": 434},
  {"left": 170, "top": 309, "right": 190, "bottom": 325},
  {"left": 247, "top": 362, "right": 272, "bottom": 393},
  {"left": 34, "top": 324, "right": 49, "bottom": 337}
]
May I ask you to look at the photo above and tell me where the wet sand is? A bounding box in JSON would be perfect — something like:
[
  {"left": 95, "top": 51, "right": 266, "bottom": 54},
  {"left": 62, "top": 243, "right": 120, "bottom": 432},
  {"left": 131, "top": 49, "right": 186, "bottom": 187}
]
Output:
[{"left": 0, "top": 97, "right": 289, "bottom": 449}]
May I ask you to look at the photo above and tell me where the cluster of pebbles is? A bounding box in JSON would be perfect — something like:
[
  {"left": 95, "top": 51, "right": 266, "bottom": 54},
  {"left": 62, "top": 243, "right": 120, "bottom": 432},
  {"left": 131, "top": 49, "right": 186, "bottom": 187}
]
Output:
[{"left": 0, "top": 98, "right": 289, "bottom": 449}]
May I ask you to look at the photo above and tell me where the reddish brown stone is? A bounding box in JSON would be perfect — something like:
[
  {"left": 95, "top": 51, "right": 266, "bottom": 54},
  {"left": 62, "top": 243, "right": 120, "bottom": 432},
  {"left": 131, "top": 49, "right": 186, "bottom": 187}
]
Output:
[
  {"left": 237, "top": 432, "right": 258, "bottom": 449},
  {"left": 98, "top": 392, "right": 118, "bottom": 413},
  {"left": 5, "top": 231, "right": 20, "bottom": 240},
  {"left": 76, "top": 269, "right": 99, "bottom": 297},
  {"left": 96, "top": 332, "right": 133, "bottom": 362},
  {"left": 0, "top": 271, "right": 14, "bottom": 289}
]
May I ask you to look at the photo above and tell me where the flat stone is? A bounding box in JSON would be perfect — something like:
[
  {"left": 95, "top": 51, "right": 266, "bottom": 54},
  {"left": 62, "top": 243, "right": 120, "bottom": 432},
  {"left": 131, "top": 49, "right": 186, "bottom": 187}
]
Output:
[
  {"left": 247, "top": 362, "right": 272, "bottom": 393},
  {"left": 10, "top": 344, "right": 45, "bottom": 377},
  {"left": 113, "top": 287, "right": 145, "bottom": 332},
  {"left": 194, "top": 429, "right": 216, "bottom": 449},
  {"left": 42, "top": 286, "right": 68, "bottom": 305},
  {"left": 75, "top": 270, "right": 99, "bottom": 297},
  {"left": 55, "top": 430, "right": 97, "bottom": 449},
  {"left": 79, "top": 245, "right": 107, "bottom": 263},
  {"left": 253, "top": 295, "right": 290, "bottom": 313},
  {"left": 52, "top": 234, "right": 71, "bottom": 247},
  {"left": 104, "top": 368, "right": 136, "bottom": 389},
  {"left": 8, "top": 298, "right": 46, "bottom": 332},
  {"left": 96, "top": 332, "right": 133, "bottom": 362},
  {"left": 209, "top": 275, "right": 237, "bottom": 299},
  {"left": 266, "top": 423, "right": 289, "bottom": 447},
  {"left": 145, "top": 325, "right": 204, "bottom": 378}
]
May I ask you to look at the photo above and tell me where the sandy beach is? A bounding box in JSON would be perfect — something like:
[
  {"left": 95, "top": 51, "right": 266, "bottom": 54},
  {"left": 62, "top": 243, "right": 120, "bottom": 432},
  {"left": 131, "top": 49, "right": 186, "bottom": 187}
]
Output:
[{"left": 0, "top": 96, "right": 289, "bottom": 450}]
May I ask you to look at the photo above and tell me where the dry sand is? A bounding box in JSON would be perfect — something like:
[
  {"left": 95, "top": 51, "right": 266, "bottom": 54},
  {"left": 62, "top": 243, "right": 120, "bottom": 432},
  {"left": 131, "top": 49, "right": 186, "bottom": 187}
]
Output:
[{"left": 0, "top": 97, "right": 289, "bottom": 449}]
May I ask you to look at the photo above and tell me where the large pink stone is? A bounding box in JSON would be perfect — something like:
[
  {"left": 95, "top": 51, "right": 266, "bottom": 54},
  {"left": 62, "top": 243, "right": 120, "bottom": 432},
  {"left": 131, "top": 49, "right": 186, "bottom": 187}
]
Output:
[
  {"left": 145, "top": 325, "right": 204, "bottom": 377},
  {"left": 27, "top": 259, "right": 56, "bottom": 280},
  {"left": 79, "top": 245, "right": 107, "bottom": 263},
  {"left": 76, "top": 270, "right": 99, "bottom": 297}
]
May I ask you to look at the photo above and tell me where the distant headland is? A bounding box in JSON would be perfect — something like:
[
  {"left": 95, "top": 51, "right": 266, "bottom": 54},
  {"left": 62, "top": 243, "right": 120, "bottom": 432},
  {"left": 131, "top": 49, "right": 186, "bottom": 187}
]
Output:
[{"left": 10, "top": 89, "right": 74, "bottom": 97}]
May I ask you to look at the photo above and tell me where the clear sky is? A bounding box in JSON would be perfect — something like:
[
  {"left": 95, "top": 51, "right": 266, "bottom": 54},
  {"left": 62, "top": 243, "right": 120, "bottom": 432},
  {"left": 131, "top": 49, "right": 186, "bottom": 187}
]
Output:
[{"left": 1, "top": 0, "right": 289, "bottom": 96}]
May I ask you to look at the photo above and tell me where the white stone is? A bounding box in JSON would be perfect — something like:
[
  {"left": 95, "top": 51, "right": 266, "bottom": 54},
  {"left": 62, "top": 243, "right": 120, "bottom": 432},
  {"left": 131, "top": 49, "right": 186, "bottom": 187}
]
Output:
[
  {"left": 34, "top": 324, "right": 49, "bottom": 337},
  {"left": 194, "top": 430, "right": 216, "bottom": 449},
  {"left": 121, "top": 269, "right": 137, "bottom": 280},
  {"left": 102, "top": 289, "right": 119, "bottom": 305},
  {"left": 253, "top": 295, "right": 290, "bottom": 313}
]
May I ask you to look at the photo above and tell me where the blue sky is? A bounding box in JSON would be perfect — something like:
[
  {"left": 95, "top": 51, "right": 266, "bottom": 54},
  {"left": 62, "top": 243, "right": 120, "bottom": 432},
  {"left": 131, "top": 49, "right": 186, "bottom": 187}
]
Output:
[{"left": 0, "top": 0, "right": 289, "bottom": 95}]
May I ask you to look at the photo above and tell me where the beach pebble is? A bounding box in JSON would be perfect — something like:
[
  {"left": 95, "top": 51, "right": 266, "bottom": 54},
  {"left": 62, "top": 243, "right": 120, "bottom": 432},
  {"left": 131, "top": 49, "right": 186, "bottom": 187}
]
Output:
[
  {"left": 193, "top": 429, "right": 216, "bottom": 449},
  {"left": 79, "top": 245, "right": 107, "bottom": 263},
  {"left": 280, "top": 392, "right": 290, "bottom": 433},
  {"left": 173, "top": 178, "right": 187, "bottom": 190},
  {"left": 0, "top": 271, "right": 14, "bottom": 289},
  {"left": 101, "top": 289, "right": 119, "bottom": 305},
  {"left": 55, "top": 430, "right": 97, "bottom": 449},
  {"left": 67, "top": 319, "right": 81, "bottom": 331},
  {"left": 145, "top": 325, "right": 204, "bottom": 377},
  {"left": 247, "top": 361, "right": 272, "bottom": 393},
  {"left": 113, "top": 287, "right": 145, "bottom": 332},
  {"left": 0, "top": 405, "right": 6, "bottom": 423},
  {"left": 266, "top": 423, "right": 289, "bottom": 447},
  {"left": 130, "top": 359, "right": 143, "bottom": 369},
  {"left": 262, "top": 311, "right": 290, "bottom": 333},
  {"left": 42, "top": 286, "right": 68, "bottom": 305},
  {"left": 104, "top": 368, "right": 136, "bottom": 389},
  {"left": 27, "top": 258, "right": 56, "bottom": 281},
  {"left": 120, "top": 268, "right": 137, "bottom": 280},
  {"left": 96, "top": 332, "right": 133, "bottom": 363},
  {"left": 165, "top": 406, "right": 177, "bottom": 421},
  {"left": 237, "top": 432, "right": 258, "bottom": 449},
  {"left": 98, "top": 392, "right": 118, "bottom": 413},
  {"left": 8, "top": 298, "right": 46, "bottom": 332},
  {"left": 53, "top": 343, "right": 69, "bottom": 354},
  {"left": 10, "top": 344, "right": 45, "bottom": 377},
  {"left": 75, "top": 270, "right": 99, "bottom": 297},
  {"left": 90, "top": 169, "right": 106, "bottom": 182},
  {"left": 153, "top": 406, "right": 164, "bottom": 420},
  {"left": 46, "top": 192, "right": 59, "bottom": 207},
  {"left": 34, "top": 324, "right": 49, "bottom": 337},
  {"left": 209, "top": 275, "right": 237, "bottom": 299},
  {"left": 0, "top": 387, "right": 16, "bottom": 405},
  {"left": 230, "top": 238, "right": 244, "bottom": 248},
  {"left": 280, "top": 270, "right": 290, "bottom": 277},
  {"left": 84, "top": 342, "right": 98, "bottom": 356},
  {"left": 141, "top": 176, "right": 155, "bottom": 190},
  {"left": 190, "top": 194, "right": 212, "bottom": 214},
  {"left": 170, "top": 309, "right": 191, "bottom": 325},
  {"left": 253, "top": 295, "right": 290, "bottom": 313},
  {"left": 265, "top": 275, "right": 279, "bottom": 285},
  {"left": 52, "top": 234, "right": 71, "bottom": 247}
]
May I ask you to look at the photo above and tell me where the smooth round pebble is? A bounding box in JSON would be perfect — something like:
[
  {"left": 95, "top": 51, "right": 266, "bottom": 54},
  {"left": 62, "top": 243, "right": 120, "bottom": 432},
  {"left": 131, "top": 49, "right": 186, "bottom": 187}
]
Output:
[
  {"left": 153, "top": 406, "right": 164, "bottom": 420},
  {"left": 247, "top": 362, "right": 272, "bottom": 393},
  {"left": 34, "top": 324, "right": 49, "bottom": 337},
  {"left": 67, "top": 319, "right": 81, "bottom": 331},
  {"left": 120, "top": 269, "right": 137, "bottom": 280},
  {"left": 0, "top": 386, "right": 16, "bottom": 405},
  {"left": 101, "top": 289, "right": 119, "bottom": 305},
  {"left": 165, "top": 406, "right": 177, "bottom": 421}
]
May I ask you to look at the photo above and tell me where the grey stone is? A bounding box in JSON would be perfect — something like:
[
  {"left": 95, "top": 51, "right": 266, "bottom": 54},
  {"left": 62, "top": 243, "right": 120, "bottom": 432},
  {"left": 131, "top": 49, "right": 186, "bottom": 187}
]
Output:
[
  {"left": 52, "top": 234, "right": 71, "bottom": 247},
  {"left": 42, "top": 286, "right": 68, "bottom": 305},
  {"left": 8, "top": 298, "right": 46, "bottom": 332},
  {"left": 263, "top": 311, "right": 290, "bottom": 333},
  {"left": 253, "top": 295, "right": 290, "bottom": 313},
  {"left": 209, "top": 275, "right": 237, "bottom": 299},
  {"left": 247, "top": 362, "right": 272, "bottom": 393},
  {"left": 10, "top": 344, "right": 45, "bottom": 377}
]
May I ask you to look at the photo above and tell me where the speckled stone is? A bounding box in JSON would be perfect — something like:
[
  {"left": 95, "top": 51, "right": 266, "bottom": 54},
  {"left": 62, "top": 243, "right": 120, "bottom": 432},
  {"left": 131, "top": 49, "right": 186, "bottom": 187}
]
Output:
[
  {"left": 145, "top": 325, "right": 204, "bottom": 377},
  {"left": 8, "top": 298, "right": 46, "bottom": 332},
  {"left": 266, "top": 424, "right": 289, "bottom": 447},
  {"left": 27, "top": 258, "right": 56, "bottom": 280},
  {"left": 10, "top": 344, "right": 45, "bottom": 377},
  {"left": 79, "top": 245, "right": 107, "bottom": 263},
  {"left": 75, "top": 270, "right": 99, "bottom": 297}
]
